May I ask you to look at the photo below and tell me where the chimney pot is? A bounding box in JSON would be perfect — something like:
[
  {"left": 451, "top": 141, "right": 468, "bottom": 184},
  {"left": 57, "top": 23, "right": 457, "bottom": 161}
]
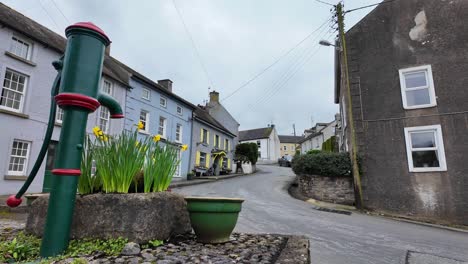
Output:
[
  {"left": 158, "top": 79, "right": 173, "bottom": 92},
  {"left": 209, "top": 91, "right": 220, "bottom": 103}
]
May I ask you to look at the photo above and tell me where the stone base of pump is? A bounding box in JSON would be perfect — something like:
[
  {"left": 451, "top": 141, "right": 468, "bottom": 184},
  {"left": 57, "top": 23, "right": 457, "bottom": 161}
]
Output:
[{"left": 25, "top": 192, "right": 192, "bottom": 243}]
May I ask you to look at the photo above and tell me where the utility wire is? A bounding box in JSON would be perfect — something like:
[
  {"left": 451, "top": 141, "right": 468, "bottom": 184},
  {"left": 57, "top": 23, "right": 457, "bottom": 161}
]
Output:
[
  {"left": 38, "top": 0, "right": 61, "bottom": 32},
  {"left": 50, "top": 0, "right": 71, "bottom": 24},
  {"left": 221, "top": 16, "right": 332, "bottom": 102},
  {"left": 172, "top": 0, "right": 214, "bottom": 89},
  {"left": 315, "top": 0, "right": 336, "bottom": 6},
  {"left": 345, "top": 0, "right": 398, "bottom": 13}
]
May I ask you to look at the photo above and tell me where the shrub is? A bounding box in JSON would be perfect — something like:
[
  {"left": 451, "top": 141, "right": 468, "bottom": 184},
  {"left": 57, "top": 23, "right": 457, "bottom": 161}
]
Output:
[
  {"left": 321, "top": 136, "right": 337, "bottom": 152},
  {"left": 292, "top": 152, "right": 352, "bottom": 177},
  {"left": 306, "top": 149, "right": 322, "bottom": 155},
  {"left": 235, "top": 143, "right": 259, "bottom": 165}
]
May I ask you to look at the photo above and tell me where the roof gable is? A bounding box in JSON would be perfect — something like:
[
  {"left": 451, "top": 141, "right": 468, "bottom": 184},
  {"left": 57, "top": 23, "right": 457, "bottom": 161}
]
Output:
[{"left": 239, "top": 127, "right": 273, "bottom": 141}]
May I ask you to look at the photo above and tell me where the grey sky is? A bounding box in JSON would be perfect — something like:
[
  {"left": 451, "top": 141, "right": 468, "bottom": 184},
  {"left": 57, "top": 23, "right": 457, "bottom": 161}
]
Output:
[{"left": 2, "top": 0, "right": 377, "bottom": 135}]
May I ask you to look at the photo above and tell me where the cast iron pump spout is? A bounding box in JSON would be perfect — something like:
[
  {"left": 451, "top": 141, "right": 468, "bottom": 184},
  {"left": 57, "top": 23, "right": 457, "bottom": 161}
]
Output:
[{"left": 98, "top": 92, "right": 124, "bottom": 118}]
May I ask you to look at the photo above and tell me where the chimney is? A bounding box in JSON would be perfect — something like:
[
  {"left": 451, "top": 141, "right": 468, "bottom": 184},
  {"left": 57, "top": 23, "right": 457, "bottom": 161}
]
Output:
[
  {"left": 209, "top": 91, "right": 220, "bottom": 104},
  {"left": 158, "top": 79, "right": 173, "bottom": 92},
  {"left": 105, "top": 44, "right": 111, "bottom": 56}
]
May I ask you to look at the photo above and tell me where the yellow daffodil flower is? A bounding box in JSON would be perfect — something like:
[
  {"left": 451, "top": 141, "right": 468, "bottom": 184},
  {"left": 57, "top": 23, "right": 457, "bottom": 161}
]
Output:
[
  {"left": 153, "top": 134, "right": 161, "bottom": 142},
  {"left": 137, "top": 121, "right": 144, "bottom": 130},
  {"left": 135, "top": 141, "right": 140, "bottom": 147},
  {"left": 98, "top": 131, "right": 104, "bottom": 136},
  {"left": 103, "top": 135, "right": 108, "bottom": 142},
  {"left": 93, "top": 126, "right": 101, "bottom": 137},
  {"left": 181, "top": 144, "right": 188, "bottom": 151}
]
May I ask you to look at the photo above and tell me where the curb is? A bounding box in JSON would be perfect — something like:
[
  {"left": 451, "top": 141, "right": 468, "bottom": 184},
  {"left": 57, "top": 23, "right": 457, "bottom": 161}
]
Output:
[
  {"left": 170, "top": 171, "right": 259, "bottom": 189},
  {"left": 306, "top": 199, "right": 353, "bottom": 216},
  {"left": 275, "top": 236, "right": 310, "bottom": 263}
]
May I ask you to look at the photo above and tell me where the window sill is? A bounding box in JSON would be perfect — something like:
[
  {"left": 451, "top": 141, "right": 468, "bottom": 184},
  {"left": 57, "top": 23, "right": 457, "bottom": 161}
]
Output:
[
  {"left": 0, "top": 108, "right": 29, "bottom": 119},
  {"left": 55, "top": 122, "right": 62, "bottom": 127},
  {"left": 5, "top": 51, "right": 37, "bottom": 67},
  {"left": 4, "top": 175, "right": 27, "bottom": 181},
  {"left": 139, "top": 130, "right": 150, "bottom": 135},
  {"left": 403, "top": 104, "right": 437, "bottom": 110},
  {"left": 410, "top": 167, "right": 447, "bottom": 173}
]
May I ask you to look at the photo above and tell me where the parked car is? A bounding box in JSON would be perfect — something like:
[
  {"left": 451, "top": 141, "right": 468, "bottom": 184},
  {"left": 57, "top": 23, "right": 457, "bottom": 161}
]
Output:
[{"left": 278, "top": 155, "right": 293, "bottom": 167}]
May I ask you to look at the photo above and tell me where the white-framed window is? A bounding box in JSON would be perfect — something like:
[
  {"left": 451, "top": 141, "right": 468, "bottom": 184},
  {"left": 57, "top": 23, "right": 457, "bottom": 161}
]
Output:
[
  {"left": 399, "top": 65, "right": 437, "bottom": 109},
  {"left": 175, "top": 124, "right": 182, "bottom": 143},
  {"left": 202, "top": 129, "right": 208, "bottom": 144},
  {"left": 283, "top": 146, "right": 287, "bottom": 151},
  {"left": 160, "top": 96, "right": 167, "bottom": 108},
  {"left": 291, "top": 146, "right": 294, "bottom": 151},
  {"left": 139, "top": 110, "right": 149, "bottom": 133},
  {"left": 215, "top": 134, "right": 220, "bottom": 148},
  {"left": 98, "top": 80, "right": 113, "bottom": 133},
  {"left": 8, "top": 140, "right": 31, "bottom": 176},
  {"left": 142, "top": 88, "right": 150, "bottom": 100},
  {"left": 225, "top": 139, "right": 229, "bottom": 150},
  {"left": 56, "top": 107, "right": 64, "bottom": 123},
  {"left": 257, "top": 140, "right": 261, "bottom": 148},
  {"left": 341, "top": 95, "right": 347, "bottom": 129},
  {"left": 10, "top": 36, "right": 32, "bottom": 60},
  {"left": 222, "top": 158, "right": 228, "bottom": 169},
  {"left": 404, "top": 125, "right": 447, "bottom": 172},
  {"left": 102, "top": 79, "right": 113, "bottom": 95},
  {"left": 177, "top": 105, "right": 183, "bottom": 115},
  {"left": 200, "top": 152, "right": 207, "bottom": 166},
  {"left": 174, "top": 149, "right": 182, "bottom": 177},
  {"left": 158, "top": 116, "right": 167, "bottom": 137},
  {"left": 1, "top": 69, "right": 28, "bottom": 112}
]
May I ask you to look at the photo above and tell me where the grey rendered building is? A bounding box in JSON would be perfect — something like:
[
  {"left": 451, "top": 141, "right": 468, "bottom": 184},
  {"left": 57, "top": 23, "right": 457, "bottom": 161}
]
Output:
[
  {"left": 336, "top": 0, "right": 468, "bottom": 225},
  {"left": 190, "top": 92, "right": 238, "bottom": 176},
  {"left": 0, "top": 3, "right": 129, "bottom": 195}
]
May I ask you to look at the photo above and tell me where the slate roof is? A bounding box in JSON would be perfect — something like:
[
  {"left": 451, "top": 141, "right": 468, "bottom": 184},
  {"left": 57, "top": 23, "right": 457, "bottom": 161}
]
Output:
[
  {"left": 0, "top": 3, "right": 130, "bottom": 87},
  {"left": 278, "top": 135, "right": 303, "bottom": 144},
  {"left": 239, "top": 127, "right": 273, "bottom": 141},
  {"left": 194, "top": 106, "right": 236, "bottom": 138},
  {"left": 298, "top": 131, "right": 323, "bottom": 144}
]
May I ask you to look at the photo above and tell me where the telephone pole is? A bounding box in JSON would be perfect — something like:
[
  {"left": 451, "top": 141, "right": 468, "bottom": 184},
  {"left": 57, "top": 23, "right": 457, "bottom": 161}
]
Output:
[
  {"left": 293, "top": 124, "right": 296, "bottom": 136},
  {"left": 336, "top": 3, "right": 363, "bottom": 208}
]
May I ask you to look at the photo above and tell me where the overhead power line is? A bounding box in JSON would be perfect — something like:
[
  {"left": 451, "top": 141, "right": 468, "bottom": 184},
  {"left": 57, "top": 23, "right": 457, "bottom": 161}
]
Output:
[
  {"left": 172, "top": 0, "right": 214, "bottom": 89},
  {"left": 345, "top": 0, "right": 398, "bottom": 13},
  {"left": 315, "top": 0, "right": 336, "bottom": 6},
  {"left": 38, "top": 0, "right": 61, "bottom": 32},
  {"left": 50, "top": 0, "right": 71, "bottom": 24},
  {"left": 221, "top": 16, "right": 333, "bottom": 102}
]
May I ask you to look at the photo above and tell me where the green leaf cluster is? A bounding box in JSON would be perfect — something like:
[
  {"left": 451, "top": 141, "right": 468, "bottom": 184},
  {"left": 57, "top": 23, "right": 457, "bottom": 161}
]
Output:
[
  {"left": 235, "top": 143, "right": 258, "bottom": 165},
  {"left": 0, "top": 232, "right": 40, "bottom": 263},
  {"left": 292, "top": 152, "right": 353, "bottom": 177}
]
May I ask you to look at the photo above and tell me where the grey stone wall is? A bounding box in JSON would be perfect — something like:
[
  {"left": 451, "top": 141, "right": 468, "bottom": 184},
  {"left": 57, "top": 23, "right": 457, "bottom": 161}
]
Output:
[{"left": 298, "top": 175, "right": 354, "bottom": 205}]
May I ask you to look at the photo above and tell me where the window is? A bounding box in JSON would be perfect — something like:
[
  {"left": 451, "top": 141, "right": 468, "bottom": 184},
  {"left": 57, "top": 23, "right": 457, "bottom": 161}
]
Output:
[
  {"left": 222, "top": 158, "right": 228, "bottom": 169},
  {"left": 399, "top": 65, "right": 436, "bottom": 109},
  {"left": 258, "top": 151, "right": 261, "bottom": 158},
  {"left": 225, "top": 139, "right": 229, "bottom": 150},
  {"left": 200, "top": 152, "right": 207, "bottom": 166},
  {"left": 177, "top": 105, "right": 183, "bottom": 115},
  {"left": 283, "top": 146, "right": 287, "bottom": 151},
  {"left": 102, "top": 80, "right": 113, "bottom": 95},
  {"left": 175, "top": 124, "right": 182, "bottom": 143},
  {"left": 257, "top": 140, "right": 261, "bottom": 148},
  {"left": 174, "top": 149, "right": 181, "bottom": 177},
  {"left": 1, "top": 69, "right": 28, "bottom": 112},
  {"left": 158, "top": 116, "right": 167, "bottom": 137},
  {"left": 291, "top": 146, "right": 294, "bottom": 151},
  {"left": 160, "top": 97, "right": 167, "bottom": 108},
  {"left": 10, "top": 36, "right": 32, "bottom": 60},
  {"left": 202, "top": 129, "right": 208, "bottom": 144},
  {"left": 404, "top": 125, "right": 447, "bottom": 172},
  {"left": 139, "top": 110, "right": 149, "bottom": 133},
  {"left": 56, "top": 107, "right": 64, "bottom": 123},
  {"left": 8, "top": 140, "right": 30, "bottom": 175},
  {"left": 341, "top": 96, "right": 347, "bottom": 129},
  {"left": 142, "top": 88, "right": 150, "bottom": 100},
  {"left": 215, "top": 135, "right": 220, "bottom": 148}
]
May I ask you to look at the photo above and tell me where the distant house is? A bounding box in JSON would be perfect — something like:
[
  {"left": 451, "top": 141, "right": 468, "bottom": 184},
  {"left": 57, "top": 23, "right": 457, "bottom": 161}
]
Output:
[
  {"left": 0, "top": 3, "right": 129, "bottom": 195},
  {"left": 191, "top": 105, "right": 236, "bottom": 176},
  {"left": 239, "top": 125, "right": 280, "bottom": 163},
  {"left": 335, "top": 0, "right": 468, "bottom": 224},
  {"left": 278, "top": 135, "right": 302, "bottom": 157},
  {"left": 298, "top": 119, "right": 337, "bottom": 154}
]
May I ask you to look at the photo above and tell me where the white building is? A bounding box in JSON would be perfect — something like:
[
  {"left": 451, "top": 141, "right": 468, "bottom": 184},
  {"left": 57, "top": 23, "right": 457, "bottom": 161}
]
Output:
[
  {"left": 239, "top": 125, "right": 280, "bottom": 163},
  {"left": 299, "top": 119, "right": 337, "bottom": 154}
]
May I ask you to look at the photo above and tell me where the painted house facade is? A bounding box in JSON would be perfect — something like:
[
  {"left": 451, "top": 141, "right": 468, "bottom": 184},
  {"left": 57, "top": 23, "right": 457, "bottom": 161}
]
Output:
[
  {"left": 299, "top": 120, "right": 337, "bottom": 154},
  {"left": 123, "top": 72, "right": 195, "bottom": 180},
  {"left": 278, "top": 135, "right": 302, "bottom": 157},
  {"left": 336, "top": 0, "right": 468, "bottom": 225},
  {"left": 0, "top": 3, "right": 129, "bottom": 195},
  {"left": 239, "top": 125, "right": 280, "bottom": 163},
  {"left": 191, "top": 106, "right": 236, "bottom": 176}
]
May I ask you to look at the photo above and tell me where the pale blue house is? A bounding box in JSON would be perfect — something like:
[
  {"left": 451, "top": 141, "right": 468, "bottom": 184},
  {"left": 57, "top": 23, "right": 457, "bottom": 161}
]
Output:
[{"left": 123, "top": 70, "right": 195, "bottom": 180}]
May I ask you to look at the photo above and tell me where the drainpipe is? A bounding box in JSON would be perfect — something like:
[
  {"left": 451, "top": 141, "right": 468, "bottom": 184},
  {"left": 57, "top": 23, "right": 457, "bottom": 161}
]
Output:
[{"left": 188, "top": 116, "right": 194, "bottom": 177}]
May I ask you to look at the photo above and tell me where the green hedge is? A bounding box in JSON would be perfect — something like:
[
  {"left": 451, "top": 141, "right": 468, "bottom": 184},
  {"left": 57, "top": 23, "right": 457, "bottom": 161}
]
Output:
[{"left": 292, "top": 152, "right": 352, "bottom": 177}]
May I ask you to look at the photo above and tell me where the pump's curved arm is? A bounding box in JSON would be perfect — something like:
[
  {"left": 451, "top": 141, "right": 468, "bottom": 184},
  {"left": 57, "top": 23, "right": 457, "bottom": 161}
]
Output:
[{"left": 6, "top": 59, "right": 63, "bottom": 207}]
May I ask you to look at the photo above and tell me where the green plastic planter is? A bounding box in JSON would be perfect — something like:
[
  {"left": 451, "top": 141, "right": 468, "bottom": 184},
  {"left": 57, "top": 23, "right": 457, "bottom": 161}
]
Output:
[{"left": 185, "top": 197, "right": 244, "bottom": 243}]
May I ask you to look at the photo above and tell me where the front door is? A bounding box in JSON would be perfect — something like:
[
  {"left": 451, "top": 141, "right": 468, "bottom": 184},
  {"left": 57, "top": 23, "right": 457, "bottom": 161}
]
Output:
[{"left": 42, "top": 140, "right": 58, "bottom": 193}]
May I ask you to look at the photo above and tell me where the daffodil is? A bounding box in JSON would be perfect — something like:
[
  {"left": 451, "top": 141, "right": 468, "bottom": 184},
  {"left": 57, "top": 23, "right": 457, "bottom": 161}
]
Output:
[
  {"left": 103, "top": 135, "right": 108, "bottom": 142},
  {"left": 135, "top": 141, "right": 140, "bottom": 147},
  {"left": 93, "top": 126, "right": 101, "bottom": 137},
  {"left": 137, "top": 122, "right": 144, "bottom": 130},
  {"left": 153, "top": 134, "right": 161, "bottom": 142},
  {"left": 181, "top": 144, "right": 188, "bottom": 151}
]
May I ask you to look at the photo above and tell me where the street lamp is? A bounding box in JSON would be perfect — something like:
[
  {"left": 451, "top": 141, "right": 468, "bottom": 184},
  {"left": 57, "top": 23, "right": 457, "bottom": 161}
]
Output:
[{"left": 319, "top": 40, "right": 342, "bottom": 51}]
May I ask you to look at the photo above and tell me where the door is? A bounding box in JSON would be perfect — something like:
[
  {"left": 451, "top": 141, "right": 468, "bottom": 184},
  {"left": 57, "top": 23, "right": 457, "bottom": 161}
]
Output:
[{"left": 42, "top": 140, "right": 58, "bottom": 193}]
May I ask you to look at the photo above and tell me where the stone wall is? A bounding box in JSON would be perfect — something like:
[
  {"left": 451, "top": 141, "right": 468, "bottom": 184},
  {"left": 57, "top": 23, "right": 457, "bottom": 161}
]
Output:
[{"left": 298, "top": 175, "right": 354, "bottom": 205}]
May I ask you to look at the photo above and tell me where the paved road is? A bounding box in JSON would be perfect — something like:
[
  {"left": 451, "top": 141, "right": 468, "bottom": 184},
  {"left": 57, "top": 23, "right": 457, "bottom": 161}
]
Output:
[{"left": 174, "top": 165, "right": 468, "bottom": 264}]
